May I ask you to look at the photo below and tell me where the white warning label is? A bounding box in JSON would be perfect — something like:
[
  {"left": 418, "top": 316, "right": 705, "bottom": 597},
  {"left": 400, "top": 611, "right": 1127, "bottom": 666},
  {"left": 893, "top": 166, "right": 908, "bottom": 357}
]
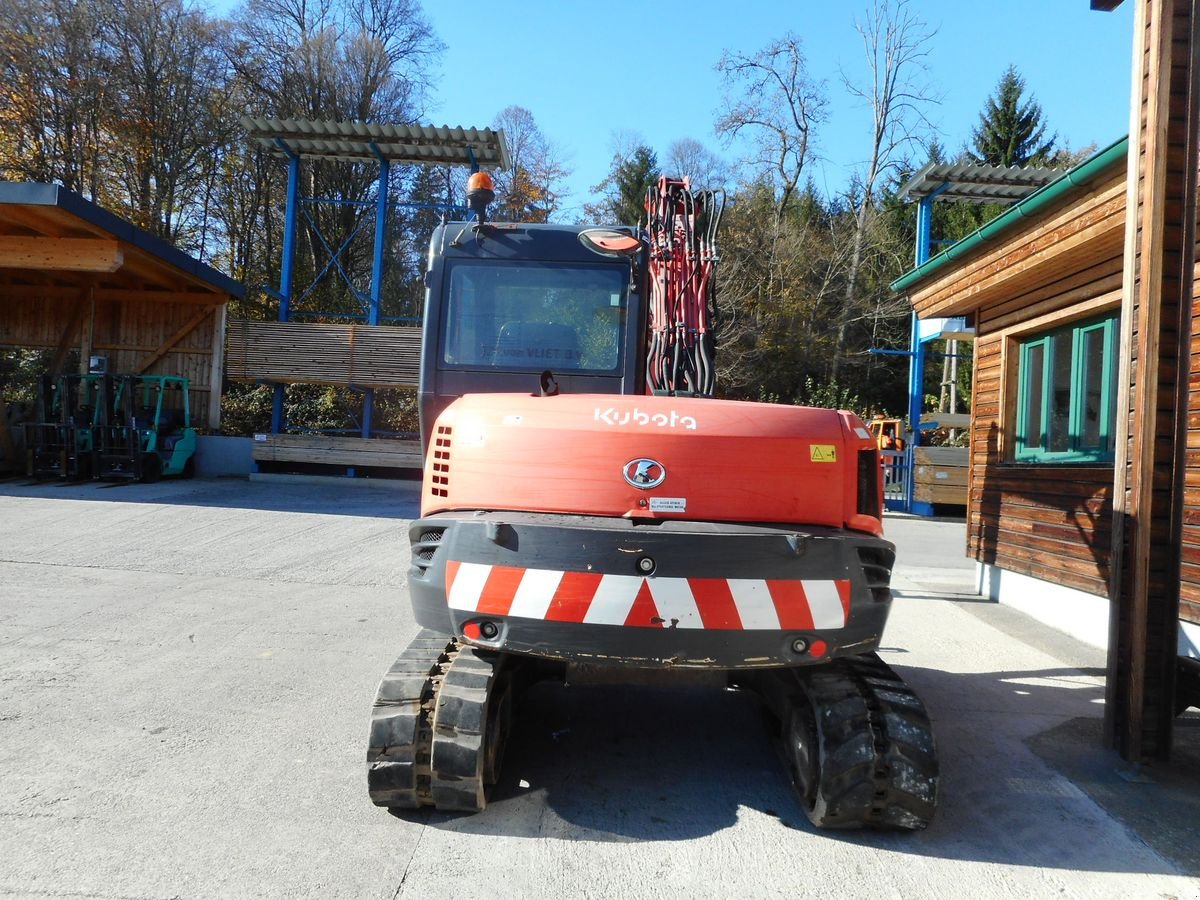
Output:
[{"left": 649, "top": 497, "right": 687, "bottom": 512}]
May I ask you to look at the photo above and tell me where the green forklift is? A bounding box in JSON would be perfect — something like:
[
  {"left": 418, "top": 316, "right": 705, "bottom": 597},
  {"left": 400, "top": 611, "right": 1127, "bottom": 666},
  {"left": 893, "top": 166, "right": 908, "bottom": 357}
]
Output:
[
  {"left": 25, "top": 373, "right": 104, "bottom": 480},
  {"left": 95, "top": 375, "right": 197, "bottom": 482}
]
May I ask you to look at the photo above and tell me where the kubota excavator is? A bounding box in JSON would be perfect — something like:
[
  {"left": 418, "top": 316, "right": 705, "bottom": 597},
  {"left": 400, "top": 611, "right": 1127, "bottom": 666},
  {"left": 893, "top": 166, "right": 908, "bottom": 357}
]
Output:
[{"left": 366, "top": 173, "right": 939, "bottom": 829}]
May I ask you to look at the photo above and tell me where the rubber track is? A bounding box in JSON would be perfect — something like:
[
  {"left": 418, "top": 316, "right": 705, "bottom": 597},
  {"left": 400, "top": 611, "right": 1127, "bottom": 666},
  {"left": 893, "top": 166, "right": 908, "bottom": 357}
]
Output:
[
  {"left": 430, "top": 646, "right": 504, "bottom": 811},
  {"left": 366, "top": 630, "right": 455, "bottom": 808},
  {"left": 791, "top": 653, "right": 939, "bottom": 830}
]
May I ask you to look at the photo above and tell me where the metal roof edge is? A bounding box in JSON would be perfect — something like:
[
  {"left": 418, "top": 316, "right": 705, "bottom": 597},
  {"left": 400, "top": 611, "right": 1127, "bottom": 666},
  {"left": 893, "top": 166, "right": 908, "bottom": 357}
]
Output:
[
  {"left": 890, "top": 136, "right": 1130, "bottom": 296},
  {"left": 0, "top": 182, "right": 245, "bottom": 299}
]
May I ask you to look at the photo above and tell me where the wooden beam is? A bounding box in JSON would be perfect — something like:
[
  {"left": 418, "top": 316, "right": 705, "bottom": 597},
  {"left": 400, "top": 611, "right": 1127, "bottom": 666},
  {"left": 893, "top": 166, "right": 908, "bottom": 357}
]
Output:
[
  {"left": 1106, "top": 0, "right": 1200, "bottom": 762},
  {"left": 47, "top": 291, "right": 88, "bottom": 374},
  {"left": 78, "top": 283, "right": 95, "bottom": 374},
  {"left": 0, "top": 283, "right": 225, "bottom": 304},
  {"left": 137, "top": 305, "right": 216, "bottom": 374},
  {"left": 0, "top": 236, "right": 123, "bottom": 272},
  {"left": 207, "top": 304, "right": 227, "bottom": 430}
]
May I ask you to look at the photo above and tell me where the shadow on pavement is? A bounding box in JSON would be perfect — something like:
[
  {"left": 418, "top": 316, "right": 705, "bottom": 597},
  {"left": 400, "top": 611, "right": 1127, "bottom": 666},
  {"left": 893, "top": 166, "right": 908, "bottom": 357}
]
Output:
[
  {"left": 0, "top": 476, "right": 420, "bottom": 520},
  {"left": 399, "top": 665, "right": 1191, "bottom": 876}
]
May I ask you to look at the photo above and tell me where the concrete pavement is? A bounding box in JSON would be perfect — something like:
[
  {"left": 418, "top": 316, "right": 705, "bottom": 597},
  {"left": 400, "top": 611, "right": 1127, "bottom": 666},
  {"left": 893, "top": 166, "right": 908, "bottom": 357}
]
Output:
[{"left": 0, "top": 478, "right": 1196, "bottom": 899}]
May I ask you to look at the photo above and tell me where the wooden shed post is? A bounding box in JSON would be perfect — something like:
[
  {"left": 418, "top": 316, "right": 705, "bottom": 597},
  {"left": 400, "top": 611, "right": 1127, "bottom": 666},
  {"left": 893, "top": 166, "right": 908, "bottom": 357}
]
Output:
[
  {"left": 208, "top": 304, "right": 226, "bottom": 431},
  {"left": 1105, "top": 0, "right": 1200, "bottom": 761},
  {"left": 77, "top": 282, "right": 95, "bottom": 375}
]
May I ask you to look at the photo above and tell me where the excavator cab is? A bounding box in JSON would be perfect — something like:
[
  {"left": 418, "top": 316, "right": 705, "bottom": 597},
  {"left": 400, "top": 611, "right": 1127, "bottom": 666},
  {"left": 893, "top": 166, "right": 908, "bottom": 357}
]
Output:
[{"left": 418, "top": 222, "right": 647, "bottom": 449}]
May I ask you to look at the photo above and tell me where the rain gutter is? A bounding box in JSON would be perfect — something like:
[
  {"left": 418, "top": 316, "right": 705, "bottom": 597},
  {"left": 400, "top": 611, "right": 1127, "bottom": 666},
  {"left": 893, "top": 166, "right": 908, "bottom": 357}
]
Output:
[{"left": 890, "top": 136, "right": 1129, "bottom": 294}]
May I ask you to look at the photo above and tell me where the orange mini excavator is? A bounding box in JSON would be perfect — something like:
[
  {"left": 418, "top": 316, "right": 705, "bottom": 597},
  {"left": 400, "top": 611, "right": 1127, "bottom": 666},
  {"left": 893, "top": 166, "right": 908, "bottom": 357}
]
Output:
[{"left": 366, "top": 175, "right": 938, "bottom": 829}]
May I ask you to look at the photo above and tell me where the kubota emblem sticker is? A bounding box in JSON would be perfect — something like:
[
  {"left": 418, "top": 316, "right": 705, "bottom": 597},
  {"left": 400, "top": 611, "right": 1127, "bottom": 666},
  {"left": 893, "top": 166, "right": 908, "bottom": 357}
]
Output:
[{"left": 623, "top": 458, "right": 666, "bottom": 489}]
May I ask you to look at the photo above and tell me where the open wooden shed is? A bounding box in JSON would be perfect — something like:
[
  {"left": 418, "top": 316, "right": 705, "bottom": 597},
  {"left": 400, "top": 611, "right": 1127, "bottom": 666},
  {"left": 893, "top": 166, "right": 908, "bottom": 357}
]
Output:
[{"left": 0, "top": 183, "right": 243, "bottom": 429}]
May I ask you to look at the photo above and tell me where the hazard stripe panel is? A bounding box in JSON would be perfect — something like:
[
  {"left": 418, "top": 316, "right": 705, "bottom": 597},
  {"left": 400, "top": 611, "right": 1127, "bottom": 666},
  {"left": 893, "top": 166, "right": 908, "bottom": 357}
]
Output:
[{"left": 444, "top": 562, "right": 850, "bottom": 631}]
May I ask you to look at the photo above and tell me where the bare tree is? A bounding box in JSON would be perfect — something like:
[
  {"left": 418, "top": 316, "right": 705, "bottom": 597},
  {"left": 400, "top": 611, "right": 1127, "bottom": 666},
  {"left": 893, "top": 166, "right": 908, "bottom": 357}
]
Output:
[
  {"left": 665, "top": 137, "right": 730, "bottom": 191},
  {"left": 107, "top": 0, "right": 235, "bottom": 249},
  {"left": 715, "top": 35, "right": 827, "bottom": 222},
  {"left": 225, "top": 0, "right": 443, "bottom": 313},
  {"left": 830, "top": 0, "right": 936, "bottom": 382},
  {"left": 490, "top": 105, "right": 571, "bottom": 223}
]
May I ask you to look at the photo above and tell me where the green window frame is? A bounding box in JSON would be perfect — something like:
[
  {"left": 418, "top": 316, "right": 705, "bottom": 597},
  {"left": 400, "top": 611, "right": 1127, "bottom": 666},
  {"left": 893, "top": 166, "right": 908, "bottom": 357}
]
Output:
[{"left": 1014, "top": 312, "right": 1120, "bottom": 463}]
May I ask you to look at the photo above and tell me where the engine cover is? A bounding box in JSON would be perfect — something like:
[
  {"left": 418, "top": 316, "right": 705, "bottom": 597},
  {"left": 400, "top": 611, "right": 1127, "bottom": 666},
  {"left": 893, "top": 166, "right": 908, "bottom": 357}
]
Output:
[{"left": 421, "top": 393, "right": 882, "bottom": 536}]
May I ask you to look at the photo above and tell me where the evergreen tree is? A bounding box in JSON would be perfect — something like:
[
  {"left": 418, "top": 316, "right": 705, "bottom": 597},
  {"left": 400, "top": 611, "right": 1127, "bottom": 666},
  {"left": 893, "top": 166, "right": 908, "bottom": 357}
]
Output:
[
  {"left": 971, "top": 65, "right": 1056, "bottom": 167},
  {"left": 585, "top": 145, "right": 659, "bottom": 225}
]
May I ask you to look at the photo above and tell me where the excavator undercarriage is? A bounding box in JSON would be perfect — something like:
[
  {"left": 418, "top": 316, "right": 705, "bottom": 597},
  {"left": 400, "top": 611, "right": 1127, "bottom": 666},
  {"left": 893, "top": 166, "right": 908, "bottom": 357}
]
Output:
[{"left": 368, "top": 631, "right": 938, "bottom": 829}]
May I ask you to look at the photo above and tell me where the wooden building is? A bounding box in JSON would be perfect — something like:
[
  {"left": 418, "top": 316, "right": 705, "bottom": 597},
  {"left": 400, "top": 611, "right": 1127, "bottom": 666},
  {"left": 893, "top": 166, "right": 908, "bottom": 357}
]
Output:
[
  {"left": 0, "top": 183, "right": 242, "bottom": 429},
  {"left": 893, "top": 0, "right": 1200, "bottom": 761}
]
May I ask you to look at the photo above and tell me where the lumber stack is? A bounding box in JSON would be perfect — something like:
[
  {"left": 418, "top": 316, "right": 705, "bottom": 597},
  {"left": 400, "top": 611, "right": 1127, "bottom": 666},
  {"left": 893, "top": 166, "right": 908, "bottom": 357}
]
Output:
[
  {"left": 252, "top": 433, "right": 423, "bottom": 469},
  {"left": 226, "top": 320, "right": 421, "bottom": 387},
  {"left": 912, "top": 446, "right": 968, "bottom": 506}
]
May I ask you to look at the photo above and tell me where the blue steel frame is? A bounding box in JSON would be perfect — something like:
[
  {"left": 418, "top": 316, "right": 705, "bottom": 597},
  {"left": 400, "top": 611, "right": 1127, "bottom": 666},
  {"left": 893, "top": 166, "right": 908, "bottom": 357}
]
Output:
[
  {"left": 903, "top": 185, "right": 951, "bottom": 516},
  {"left": 267, "top": 138, "right": 477, "bottom": 439}
]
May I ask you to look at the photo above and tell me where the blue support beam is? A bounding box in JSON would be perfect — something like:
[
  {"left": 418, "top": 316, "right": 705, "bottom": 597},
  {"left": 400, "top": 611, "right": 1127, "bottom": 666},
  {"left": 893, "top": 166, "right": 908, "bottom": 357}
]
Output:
[
  {"left": 276, "top": 140, "right": 300, "bottom": 323},
  {"left": 271, "top": 140, "right": 301, "bottom": 435},
  {"left": 915, "top": 197, "right": 933, "bottom": 268},
  {"left": 904, "top": 185, "right": 948, "bottom": 513},
  {"left": 362, "top": 145, "right": 391, "bottom": 439}
]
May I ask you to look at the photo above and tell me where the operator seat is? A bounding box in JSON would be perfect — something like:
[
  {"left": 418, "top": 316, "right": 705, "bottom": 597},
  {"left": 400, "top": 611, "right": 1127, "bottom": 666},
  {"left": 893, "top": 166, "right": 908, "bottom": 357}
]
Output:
[{"left": 493, "top": 322, "right": 580, "bottom": 368}]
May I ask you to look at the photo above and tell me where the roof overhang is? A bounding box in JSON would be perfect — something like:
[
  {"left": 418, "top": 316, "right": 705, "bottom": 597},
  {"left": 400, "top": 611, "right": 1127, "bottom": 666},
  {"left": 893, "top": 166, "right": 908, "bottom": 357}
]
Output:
[
  {"left": 241, "top": 117, "right": 512, "bottom": 170},
  {"left": 891, "top": 137, "right": 1130, "bottom": 309},
  {"left": 0, "top": 183, "right": 244, "bottom": 303}
]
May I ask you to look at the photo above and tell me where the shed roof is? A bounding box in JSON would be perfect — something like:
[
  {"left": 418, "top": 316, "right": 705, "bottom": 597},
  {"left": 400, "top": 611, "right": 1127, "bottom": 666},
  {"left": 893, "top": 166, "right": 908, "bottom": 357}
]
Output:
[
  {"left": 898, "top": 161, "right": 1065, "bottom": 204},
  {"left": 0, "top": 183, "right": 243, "bottom": 303},
  {"left": 241, "top": 117, "right": 512, "bottom": 170},
  {"left": 892, "top": 137, "right": 1130, "bottom": 295}
]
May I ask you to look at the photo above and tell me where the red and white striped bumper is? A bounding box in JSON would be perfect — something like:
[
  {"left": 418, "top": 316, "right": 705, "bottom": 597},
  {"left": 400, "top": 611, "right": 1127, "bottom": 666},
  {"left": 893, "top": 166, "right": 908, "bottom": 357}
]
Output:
[{"left": 445, "top": 560, "right": 851, "bottom": 631}]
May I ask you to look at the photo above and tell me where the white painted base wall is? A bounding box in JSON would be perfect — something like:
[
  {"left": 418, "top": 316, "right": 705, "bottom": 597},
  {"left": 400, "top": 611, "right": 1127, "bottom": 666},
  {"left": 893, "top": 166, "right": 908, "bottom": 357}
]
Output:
[
  {"left": 976, "top": 563, "right": 1111, "bottom": 650},
  {"left": 976, "top": 562, "right": 1200, "bottom": 659}
]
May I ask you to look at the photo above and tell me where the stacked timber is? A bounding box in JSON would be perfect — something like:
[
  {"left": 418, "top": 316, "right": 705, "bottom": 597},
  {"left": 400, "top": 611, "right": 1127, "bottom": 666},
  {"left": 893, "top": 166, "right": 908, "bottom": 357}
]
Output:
[
  {"left": 912, "top": 446, "right": 968, "bottom": 506},
  {"left": 226, "top": 320, "right": 421, "bottom": 388},
  {"left": 253, "top": 433, "right": 422, "bottom": 469}
]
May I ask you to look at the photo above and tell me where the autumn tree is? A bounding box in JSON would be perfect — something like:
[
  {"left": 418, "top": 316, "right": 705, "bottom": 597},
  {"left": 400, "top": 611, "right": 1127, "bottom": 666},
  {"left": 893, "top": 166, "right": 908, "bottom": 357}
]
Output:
[
  {"left": 223, "top": 0, "right": 444, "bottom": 318},
  {"left": 107, "top": 0, "right": 235, "bottom": 250},
  {"left": 0, "top": 0, "right": 113, "bottom": 200},
  {"left": 971, "top": 65, "right": 1056, "bottom": 167}
]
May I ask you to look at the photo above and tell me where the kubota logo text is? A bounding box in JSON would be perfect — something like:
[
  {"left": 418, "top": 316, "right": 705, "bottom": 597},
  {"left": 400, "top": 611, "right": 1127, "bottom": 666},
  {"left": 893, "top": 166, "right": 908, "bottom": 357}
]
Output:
[{"left": 594, "top": 407, "right": 698, "bottom": 430}]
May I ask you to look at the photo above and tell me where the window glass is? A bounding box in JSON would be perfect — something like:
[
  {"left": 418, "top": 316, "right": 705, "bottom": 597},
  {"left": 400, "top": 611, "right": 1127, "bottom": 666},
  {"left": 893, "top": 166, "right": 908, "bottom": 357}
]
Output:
[
  {"left": 442, "top": 260, "right": 626, "bottom": 372},
  {"left": 1048, "top": 331, "right": 1073, "bottom": 452},
  {"left": 1023, "top": 342, "right": 1045, "bottom": 451},
  {"left": 1080, "top": 324, "right": 1106, "bottom": 449},
  {"left": 1014, "top": 312, "right": 1119, "bottom": 463}
]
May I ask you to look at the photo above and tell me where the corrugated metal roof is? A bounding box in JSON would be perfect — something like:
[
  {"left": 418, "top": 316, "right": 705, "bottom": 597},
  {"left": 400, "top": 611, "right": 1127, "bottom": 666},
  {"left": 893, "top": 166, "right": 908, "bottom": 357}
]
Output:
[
  {"left": 898, "top": 160, "right": 1065, "bottom": 203},
  {"left": 241, "top": 117, "right": 511, "bottom": 170}
]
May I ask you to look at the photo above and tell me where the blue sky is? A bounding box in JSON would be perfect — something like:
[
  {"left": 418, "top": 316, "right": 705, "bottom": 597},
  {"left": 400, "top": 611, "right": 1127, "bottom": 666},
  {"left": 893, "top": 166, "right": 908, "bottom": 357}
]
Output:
[{"left": 421, "top": 1, "right": 1134, "bottom": 218}]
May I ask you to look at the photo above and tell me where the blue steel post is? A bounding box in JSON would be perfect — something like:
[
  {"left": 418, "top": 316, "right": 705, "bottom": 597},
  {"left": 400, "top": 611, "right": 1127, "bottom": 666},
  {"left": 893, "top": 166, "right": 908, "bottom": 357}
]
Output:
[
  {"left": 904, "top": 196, "right": 936, "bottom": 513},
  {"left": 271, "top": 143, "right": 301, "bottom": 434},
  {"left": 362, "top": 148, "right": 390, "bottom": 440}
]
